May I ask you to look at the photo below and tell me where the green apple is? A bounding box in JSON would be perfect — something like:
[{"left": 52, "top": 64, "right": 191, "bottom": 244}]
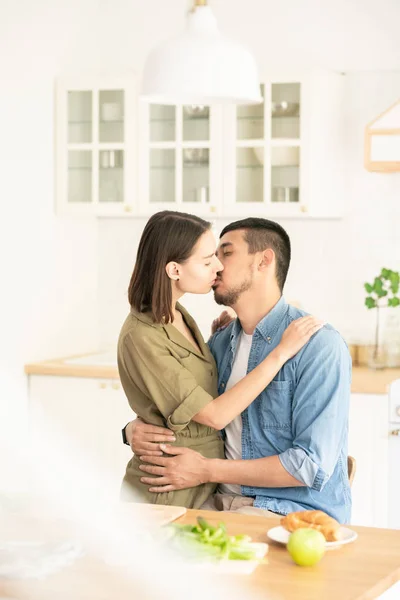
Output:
[{"left": 287, "top": 528, "right": 326, "bottom": 566}]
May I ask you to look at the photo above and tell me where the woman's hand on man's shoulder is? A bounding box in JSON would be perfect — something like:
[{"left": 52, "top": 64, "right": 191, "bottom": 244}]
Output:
[{"left": 211, "top": 308, "right": 236, "bottom": 335}]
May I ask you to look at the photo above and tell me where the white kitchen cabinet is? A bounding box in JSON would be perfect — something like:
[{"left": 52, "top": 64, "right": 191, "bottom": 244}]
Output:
[
  {"left": 223, "top": 70, "right": 345, "bottom": 218},
  {"left": 28, "top": 375, "right": 134, "bottom": 497},
  {"left": 55, "top": 70, "right": 344, "bottom": 219},
  {"left": 348, "top": 393, "right": 388, "bottom": 527},
  {"left": 55, "top": 75, "right": 136, "bottom": 216},
  {"left": 388, "top": 378, "right": 400, "bottom": 529},
  {"left": 136, "top": 68, "right": 345, "bottom": 219},
  {"left": 137, "top": 103, "right": 223, "bottom": 218}
]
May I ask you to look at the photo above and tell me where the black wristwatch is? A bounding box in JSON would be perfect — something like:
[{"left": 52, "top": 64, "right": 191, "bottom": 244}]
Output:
[{"left": 122, "top": 423, "right": 130, "bottom": 445}]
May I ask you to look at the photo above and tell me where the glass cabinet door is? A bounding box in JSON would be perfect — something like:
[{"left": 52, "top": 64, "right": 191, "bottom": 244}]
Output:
[
  {"left": 227, "top": 80, "right": 303, "bottom": 215},
  {"left": 271, "top": 146, "right": 300, "bottom": 204},
  {"left": 183, "top": 147, "right": 209, "bottom": 204},
  {"left": 148, "top": 106, "right": 177, "bottom": 205},
  {"left": 68, "top": 91, "right": 92, "bottom": 144},
  {"left": 271, "top": 83, "right": 300, "bottom": 139},
  {"left": 270, "top": 83, "right": 300, "bottom": 207},
  {"left": 234, "top": 85, "right": 265, "bottom": 208},
  {"left": 236, "top": 147, "right": 263, "bottom": 204},
  {"left": 183, "top": 105, "right": 209, "bottom": 142},
  {"left": 150, "top": 148, "right": 175, "bottom": 203},
  {"left": 57, "top": 77, "right": 134, "bottom": 215},
  {"left": 144, "top": 103, "right": 218, "bottom": 215},
  {"left": 150, "top": 104, "right": 176, "bottom": 143},
  {"left": 182, "top": 106, "right": 211, "bottom": 208},
  {"left": 99, "top": 149, "right": 124, "bottom": 204},
  {"left": 99, "top": 90, "right": 124, "bottom": 143},
  {"left": 68, "top": 150, "right": 92, "bottom": 204},
  {"left": 98, "top": 89, "right": 124, "bottom": 205},
  {"left": 66, "top": 90, "right": 93, "bottom": 207}
]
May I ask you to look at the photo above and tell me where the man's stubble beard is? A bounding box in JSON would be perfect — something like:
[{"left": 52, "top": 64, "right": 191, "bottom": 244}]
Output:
[{"left": 213, "top": 274, "right": 253, "bottom": 307}]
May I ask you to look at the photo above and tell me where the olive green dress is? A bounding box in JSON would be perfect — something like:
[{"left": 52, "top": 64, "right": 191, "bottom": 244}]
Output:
[{"left": 117, "top": 303, "right": 224, "bottom": 508}]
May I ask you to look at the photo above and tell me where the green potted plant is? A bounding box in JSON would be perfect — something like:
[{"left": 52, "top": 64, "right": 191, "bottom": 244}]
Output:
[{"left": 364, "top": 268, "right": 400, "bottom": 368}]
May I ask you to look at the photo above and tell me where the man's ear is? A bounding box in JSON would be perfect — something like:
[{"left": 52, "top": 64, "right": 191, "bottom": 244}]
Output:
[
  {"left": 165, "top": 262, "right": 180, "bottom": 281},
  {"left": 258, "top": 248, "right": 274, "bottom": 271}
]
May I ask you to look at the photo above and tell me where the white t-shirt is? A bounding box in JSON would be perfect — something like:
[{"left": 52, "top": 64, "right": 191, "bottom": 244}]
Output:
[{"left": 218, "top": 331, "right": 253, "bottom": 496}]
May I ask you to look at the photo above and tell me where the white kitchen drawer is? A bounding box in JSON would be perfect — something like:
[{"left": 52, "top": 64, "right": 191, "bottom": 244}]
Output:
[{"left": 28, "top": 375, "right": 134, "bottom": 497}]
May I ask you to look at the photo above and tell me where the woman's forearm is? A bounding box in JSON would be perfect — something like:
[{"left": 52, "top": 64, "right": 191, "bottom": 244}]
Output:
[{"left": 193, "top": 347, "right": 287, "bottom": 430}]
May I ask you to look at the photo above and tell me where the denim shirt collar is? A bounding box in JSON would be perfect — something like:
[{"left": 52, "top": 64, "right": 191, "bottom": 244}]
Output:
[
  {"left": 256, "top": 296, "right": 288, "bottom": 343},
  {"left": 230, "top": 296, "right": 288, "bottom": 346}
]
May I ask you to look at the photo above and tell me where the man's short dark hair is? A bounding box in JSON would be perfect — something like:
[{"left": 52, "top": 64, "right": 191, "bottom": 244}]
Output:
[{"left": 220, "top": 218, "right": 291, "bottom": 291}]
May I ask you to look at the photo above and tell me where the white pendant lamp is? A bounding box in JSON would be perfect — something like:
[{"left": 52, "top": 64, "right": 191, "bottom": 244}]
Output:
[{"left": 141, "top": 0, "right": 262, "bottom": 105}]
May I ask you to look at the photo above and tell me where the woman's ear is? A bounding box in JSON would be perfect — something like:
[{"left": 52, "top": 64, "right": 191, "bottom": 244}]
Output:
[
  {"left": 165, "top": 261, "right": 180, "bottom": 281},
  {"left": 258, "top": 248, "right": 274, "bottom": 271}
]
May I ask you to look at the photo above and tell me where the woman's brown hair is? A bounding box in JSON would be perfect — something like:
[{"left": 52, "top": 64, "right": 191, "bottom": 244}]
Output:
[{"left": 128, "top": 211, "right": 211, "bottom": 323}]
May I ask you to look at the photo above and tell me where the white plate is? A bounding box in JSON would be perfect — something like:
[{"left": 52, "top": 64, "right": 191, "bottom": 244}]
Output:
[{"left": 267, "top": 526, "right": 358, "bottom": 549}]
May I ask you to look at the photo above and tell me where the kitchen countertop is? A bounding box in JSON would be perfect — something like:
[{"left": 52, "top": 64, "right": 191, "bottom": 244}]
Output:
[
  {"left": 25, "top": 351, "right": 119, "bottom": 380},
  {"left": 24, "top": 352, "right": 400, "bottom": 395}
]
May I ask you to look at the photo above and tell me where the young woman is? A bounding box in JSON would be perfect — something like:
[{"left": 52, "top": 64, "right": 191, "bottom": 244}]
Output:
[{"left": 118, "top": 211, "right": 322, "bottom": 508}]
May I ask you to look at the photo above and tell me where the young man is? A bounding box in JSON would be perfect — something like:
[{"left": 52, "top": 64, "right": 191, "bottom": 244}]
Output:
[{"left": 124, "top": 218, "right": 352, "bottom": 523}]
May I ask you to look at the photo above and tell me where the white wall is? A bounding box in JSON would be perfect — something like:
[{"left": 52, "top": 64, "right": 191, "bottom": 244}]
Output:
[{"left": 0, "top": 1, "right": 100, "bottom": 490}]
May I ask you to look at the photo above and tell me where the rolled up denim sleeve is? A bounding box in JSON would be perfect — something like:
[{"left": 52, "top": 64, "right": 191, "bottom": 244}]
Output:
[{"left": 278, "top": 329, "right": 351, "bottom": 491}]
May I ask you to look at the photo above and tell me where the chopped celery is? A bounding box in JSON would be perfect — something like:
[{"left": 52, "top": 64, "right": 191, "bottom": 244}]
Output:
[{"left": 165, "top": 517, "right": 260, "bottom": 562}]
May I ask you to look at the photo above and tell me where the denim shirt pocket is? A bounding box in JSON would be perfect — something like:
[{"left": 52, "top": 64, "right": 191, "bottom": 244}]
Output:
[{"left": 257, "top": 380, "right": 293, "bottom": 430}]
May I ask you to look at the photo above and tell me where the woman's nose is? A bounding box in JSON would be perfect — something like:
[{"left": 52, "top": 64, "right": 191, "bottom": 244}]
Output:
[{"left": 214, "top": 257, "right": 224, "bottom": 272}]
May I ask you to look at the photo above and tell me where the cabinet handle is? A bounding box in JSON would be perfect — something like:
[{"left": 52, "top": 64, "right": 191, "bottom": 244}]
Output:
[
  {"left": 99, "top": 382, "right": 107, "bottom": 389},
  {"left": 390, "top": 429, "right": 400, "bottom": 436},
  {"left": 300, "top": 205, "right": 308, "bottom": 213},
  {"left": 124, "top": 205, "right": 132, "bottom": 213},
  {"left": 112, "top": 382, "right": 121, "bottom": 390}
]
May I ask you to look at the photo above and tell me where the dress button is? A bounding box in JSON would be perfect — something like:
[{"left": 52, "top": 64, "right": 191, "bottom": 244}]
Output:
[{"left": 221, "top": 382, "right": 225, "bottom": 389}]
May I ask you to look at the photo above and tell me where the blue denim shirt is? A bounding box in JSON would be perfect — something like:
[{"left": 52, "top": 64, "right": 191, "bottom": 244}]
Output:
[{"left": 208, "top": 297, "right": 352, "bottom": 524}]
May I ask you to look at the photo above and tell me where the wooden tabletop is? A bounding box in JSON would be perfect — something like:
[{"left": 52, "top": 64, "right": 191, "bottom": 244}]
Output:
[
  {"left": 177, "top": 509, "right": 400, "bottom": 600},
  {"left": 1, "top": 506, "right": 400, "bottom": 600}
]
